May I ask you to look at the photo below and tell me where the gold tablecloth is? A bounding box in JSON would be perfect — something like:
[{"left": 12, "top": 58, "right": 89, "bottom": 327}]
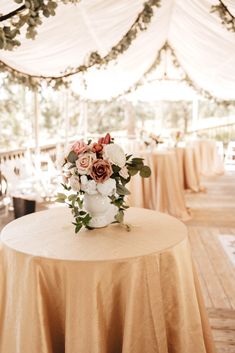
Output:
[
  {"left": 176, "top": 147, "right": 204, "bottom": 192},
  {"left": 189, "top": 140, "right": 224, "bottom": 177},
  {"left": 129, "top": 151, "right": 191, "bottom": 221},
  {"left": 0, "top": 207, "right": 215, "bottom": 353}
]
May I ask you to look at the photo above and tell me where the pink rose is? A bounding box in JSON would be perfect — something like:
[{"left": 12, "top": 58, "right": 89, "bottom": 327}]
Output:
[
  {"left": 98, "top": 133, "right": 111, "bottom": 145},
  {"left": 75, "top": 153, "right": 95, "bottom": 175},
  {"left": 91, "top": 143, "right": 103, "bottom": 153},
  {"left": 72, "top": 140, "right": 88, "bottom": 155},
  {"left": 90, "top": 159, "right": 113, "bottom": 183}
]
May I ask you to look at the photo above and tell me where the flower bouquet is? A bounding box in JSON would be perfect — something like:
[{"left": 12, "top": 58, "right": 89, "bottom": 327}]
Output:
[
  {"left": 173, "top": 130, "right": 184, "bottom": 147},
  {"left": 57, "top": 133, "right": 151, "bottom": 233}
]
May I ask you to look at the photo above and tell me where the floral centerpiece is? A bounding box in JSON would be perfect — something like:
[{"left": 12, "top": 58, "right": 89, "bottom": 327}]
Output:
[
  {"left": 57, "top": 133, "right": 151, "bottom": 233},
  {"left": 173, "top": 130, "right": 184, "bottom": 147}
]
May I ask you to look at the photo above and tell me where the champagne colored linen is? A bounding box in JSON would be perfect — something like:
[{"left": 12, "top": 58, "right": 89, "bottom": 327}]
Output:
[
  {"left": 0, "top": 207, "right": 215, "bottom": 353},
  {"left": 129, "top": 151, "right": 191, "bottom": 221},
  {"left": 189, "top": 140, "right": 224, "bottom": 177},
  {"left": 176, "top": 147, "right": 204, "bottom": 192}
]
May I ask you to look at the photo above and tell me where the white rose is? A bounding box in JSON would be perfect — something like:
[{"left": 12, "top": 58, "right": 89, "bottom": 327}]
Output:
[
  {"left": 97, "top": 178, "right": 116, "bottom": 196},
  {"left": 80, "top": 175, "right": 88, "bottom": 185},
  {"left": 56, "top": 144, "right": 73, "bottom": 169},
  {"left": 103, "top": 143, "right": 126, "bottom": 168},
  {"left": 62, "top": 162, "right": 74, "bottom": 178},
  {"left": 81, "top": 176, "right": 97, "bottom": 195},
  {"left": 119, "top": 166, "right": 129, "bottom": 179},
  {"left": 70, "top": 175, "right": 80, "bottom": 192}
]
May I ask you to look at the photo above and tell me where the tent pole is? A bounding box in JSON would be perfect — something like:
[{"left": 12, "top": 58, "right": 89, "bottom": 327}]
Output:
[
  {"left": 192, "top": 98, "right": 199, "bottom": 132},
  {"left": 125, "top": 101, "right": 136, "bottom": 138},
  {"left": 65, "top": 89, "right": 70, "bottom": 146},
  {"left": 81, "top": 100, "right": 88, "bottom": 139},
  {"left": 33, "top": 89, "right": 40, "bottom": 161}
]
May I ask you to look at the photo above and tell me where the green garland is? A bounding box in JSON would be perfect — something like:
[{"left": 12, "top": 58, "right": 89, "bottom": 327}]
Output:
[
  {"left": 0, "top": 0, "right": 161, "bottom": 90},
  {"left": 0, "top": 1, "right": 81, "bottom": 51},
  {"left": 111, "top": 42, "right": 221, "bottom": 102},
  {"left": 211, "top": 1, "right": 235, "bottom": 32}
]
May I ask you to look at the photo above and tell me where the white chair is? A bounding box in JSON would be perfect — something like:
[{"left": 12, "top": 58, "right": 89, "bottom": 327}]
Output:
[
  {"left": 225, "top": 141, "right": 235, "bottom": 164},
  {"left": 216, "top": 141, "right": 224, "bottom": 160}
]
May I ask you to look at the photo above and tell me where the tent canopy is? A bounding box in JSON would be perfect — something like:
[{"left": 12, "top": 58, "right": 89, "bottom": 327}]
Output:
[{"left": 0, "top": 0, "right": 235, "bottom": 100}]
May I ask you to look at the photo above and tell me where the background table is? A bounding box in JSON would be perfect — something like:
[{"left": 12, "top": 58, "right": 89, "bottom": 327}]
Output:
[
  {"left": 129, "top": 151, "right": 191, "bottom": 221},
  {"left": 189, "top": 139, "right": 224, "bottom": 177},
  {"left": 176, "top": 146, "right": 204, "bottom": 192},
  {"left": 0, "top": 207, "right": 215, "bottom": 353}
]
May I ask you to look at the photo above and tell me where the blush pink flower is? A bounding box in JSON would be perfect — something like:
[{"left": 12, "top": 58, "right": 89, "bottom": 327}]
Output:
[
  {"left": 72, "top": 140, "right": 88, "bottom": 155},
  {"left": 91, "top": 143, "right": 103, "bottom": 153},
  {"left": 98, "top": 133, "right": 111, "bottom": 145},
  {"left": 75, "top": 153, "right": 95, "bottom": 175},
  {"left": 90, "top": 159, "right": 113, "bottom": 183}
]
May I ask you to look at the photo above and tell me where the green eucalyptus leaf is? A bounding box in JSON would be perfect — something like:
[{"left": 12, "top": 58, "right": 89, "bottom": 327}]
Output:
[
  {"left": 116, "top": 184, "right": 130, "bottom": 196},
  {"left": 67, "top": 151, "right": 78, "bottom": 163},
  {"left": 127, "top": 167, "right": 138, "bottom": 176},
  {"left": 55, "top": 199, "right": 65, "bottom": 203},
  {"left": 68, "top": 194, "right": 77, "bottom": 201},
  {"left": 139, "top": 165, "right": 151, "bottom": 178},
  {"left": 115, "top": 211, "right": 124, "bottom": 223},
  {"left": 57, "top": 192, "right": 67, "bottom": 199},
  {"left": 75, "top": 223, "right": 83, "bottom": 233}
]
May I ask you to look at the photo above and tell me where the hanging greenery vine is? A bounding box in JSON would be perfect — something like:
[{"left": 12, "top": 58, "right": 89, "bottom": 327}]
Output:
[
  {"left": 0, "top": 0, "right": 161, "bottom": 88},
  {"left": 0, "top": 60, "right": 71, "bottom": 91},
  {"left": 110, "top": 42, "right": 221, "bottom": 102},
  {"left": 211, "top": 0, "right": 235, "bottom": 32},
  {"left": 0, "top": 1, "right": 81, "bottom": 51}
]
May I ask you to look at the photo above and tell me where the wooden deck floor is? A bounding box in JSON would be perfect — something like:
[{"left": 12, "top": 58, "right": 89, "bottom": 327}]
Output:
[
  {"left": 186, "top": 169, "right": 235, "bottom": 353},
  {"left": 1, "top": 169, "right": 235, "bottom": 352}
]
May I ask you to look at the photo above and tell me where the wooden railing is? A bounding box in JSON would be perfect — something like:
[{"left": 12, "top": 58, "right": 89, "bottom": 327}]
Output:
[
  {"left": 187, "top": 122, "right": 235, "bottom": 143},
  {"left": 0, "top": 143, "right": 58, "bottom": 164}
]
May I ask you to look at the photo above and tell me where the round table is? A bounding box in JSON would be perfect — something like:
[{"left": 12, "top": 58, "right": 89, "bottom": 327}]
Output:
[
  {"left": 129, "top": 151, "right": 191, "bottom": 221},
  {"left": 176, "top": 147, "right": 204, "bottom": 192},
  {"left": 189, "top": 139, "right": 224, "bottom": 177},
  {"left": 0, "top": 207, "right": 215, "bottom": 353}
]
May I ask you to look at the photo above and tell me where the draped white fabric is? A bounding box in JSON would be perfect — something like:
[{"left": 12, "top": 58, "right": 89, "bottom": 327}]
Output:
[{"left": 0, "top": 0, "right": 235, "bottom": 100}]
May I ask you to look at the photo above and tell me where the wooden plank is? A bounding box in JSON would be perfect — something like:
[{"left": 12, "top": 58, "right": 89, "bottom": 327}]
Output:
[
  {"left": 208, "top": 308, "right": 235, "bottom": 320},
  {"left": 212, "top": 329, "right": 235, "bottom": 343},
  {"left": 199, "top": 229, "right": 235, "bottom": 309},
  {"left": 188, "top": 227, "right": 231, "bottom": 309}
]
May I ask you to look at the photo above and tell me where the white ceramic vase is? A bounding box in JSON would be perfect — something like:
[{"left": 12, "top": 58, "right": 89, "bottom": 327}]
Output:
[{"left": 83, "top": 193, "right": 117, "bottom": 228}]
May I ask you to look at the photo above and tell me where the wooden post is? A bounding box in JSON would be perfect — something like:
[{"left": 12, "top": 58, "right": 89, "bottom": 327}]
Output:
[
  {"left": 64, "top": 89, "right": 70, "bottom": 146},
  {"left": 192, "top": 98, "right": 199, "bottom": 131},
  {"left": 81, "top": 100, "right": 88, "bottom": 139},
  {"left": 33, "top": 89, "right": 40, "bottom": 163}
]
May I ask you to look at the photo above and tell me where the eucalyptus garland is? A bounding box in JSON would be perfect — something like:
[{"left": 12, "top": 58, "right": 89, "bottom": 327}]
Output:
[
  {"left": 111, "top": 42, "right": 221, "bottom": 102},
  {"left": 0, "top": 1, "right": 81, "bottom": 51},
  {"left": 211, "top": 0, "right": 235, "bottom": 32},
  {"left": 0, "top": 60, "right": 70, "bottom": 91},
  {"left": 0, "top": 0, "right": 161, "bottom": 89}
]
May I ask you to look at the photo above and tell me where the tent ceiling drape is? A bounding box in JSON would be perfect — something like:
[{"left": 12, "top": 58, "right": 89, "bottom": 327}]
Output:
[{"left": 0, "top": 0, "right": 235, "bottom": 100}]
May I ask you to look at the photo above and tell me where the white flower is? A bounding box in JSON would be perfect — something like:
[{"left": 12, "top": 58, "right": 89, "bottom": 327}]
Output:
[
  {"left": 56, "top": 144, "right": 73, "bottom": 169},
  {"left": 80, "top": 175, "right": 97, "bottom": 195},
  {"left": 119, "top": 166, "right": 129, "bottom": 179},
  {"left": 62, "top": 162, "right": 74, "bottom": 178},
  {"left": 70, "top": 175, "right": 80, "bottom": 192},
  {"left": 97, "top": 178, "right": 116, "bottom": 196},
  {"left": 103, "top": 143, "right": 126, "bottom": 168},
  {"left": 80, "top": 175, "right": 88, "bottom": 185}
]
